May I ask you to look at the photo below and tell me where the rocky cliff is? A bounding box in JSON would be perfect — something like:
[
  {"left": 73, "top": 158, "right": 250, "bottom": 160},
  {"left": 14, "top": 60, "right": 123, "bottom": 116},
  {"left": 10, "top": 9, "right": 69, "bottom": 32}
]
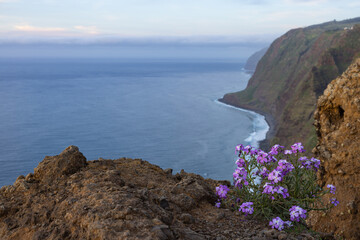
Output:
[
  {"left": 220, "top": 17, "right": 360, "bottom": 150},
  {"left": 244, "top": 47, "right": 268, "bottom": 72},
  {"left": 308, "top": 59, "right": 360, "bottom": 240},
  {"left": 0, "top": 146, "right": 290, "bottom": 240}
]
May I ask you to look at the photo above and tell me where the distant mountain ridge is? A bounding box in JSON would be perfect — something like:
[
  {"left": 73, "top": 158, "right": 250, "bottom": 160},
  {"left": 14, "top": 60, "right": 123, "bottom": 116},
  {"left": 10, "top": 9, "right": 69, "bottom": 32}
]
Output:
[
  {"left": 220, "top": 17, "right": 360, "bottom": 150},
  {"left": 244, "top": 47, "right": 268, "bottom": 71}
]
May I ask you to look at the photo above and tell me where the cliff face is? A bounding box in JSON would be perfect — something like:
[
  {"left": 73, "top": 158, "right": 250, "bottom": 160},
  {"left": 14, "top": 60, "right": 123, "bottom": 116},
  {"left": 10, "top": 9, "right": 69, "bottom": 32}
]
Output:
[
  {"left": 0, "top": 146, "right": 280, "bottom": 240},
  {"left": 244, "top": 47, "right": 268, "bottom": 72},
  {"left": 308, "top": 59, "right": 360, "bottom": 239},
  {"left": 220, "top": 18, "right": 360, "bottom": 150}
]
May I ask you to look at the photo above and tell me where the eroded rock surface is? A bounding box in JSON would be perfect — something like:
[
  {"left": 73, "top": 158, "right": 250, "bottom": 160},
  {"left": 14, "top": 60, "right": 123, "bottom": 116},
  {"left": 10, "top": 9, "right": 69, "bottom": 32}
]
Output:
[
  {"left": 310, "top": 58, "right": 360, "bottom": 239},
  {"left": 0, "top": 146, "right": 282, "bottom": 240}
]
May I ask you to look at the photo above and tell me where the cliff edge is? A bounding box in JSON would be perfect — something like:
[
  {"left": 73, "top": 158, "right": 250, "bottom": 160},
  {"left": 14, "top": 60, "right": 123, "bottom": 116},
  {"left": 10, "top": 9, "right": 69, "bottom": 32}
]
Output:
[
  {"left": 220, "top": 18, "right": 360, "bottom": 151},
  {"left": 0, "top": 146, "right": 281, "bottom": 240},
  {"left": 308, "top": 58, "right": 360, "bottom": 239}
]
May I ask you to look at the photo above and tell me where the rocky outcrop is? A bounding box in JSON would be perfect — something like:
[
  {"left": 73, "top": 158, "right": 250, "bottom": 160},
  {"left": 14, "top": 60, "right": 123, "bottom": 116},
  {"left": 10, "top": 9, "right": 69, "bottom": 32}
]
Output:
[
  {"left": 309, "top": 59, "right": 360, "bottom": 239},
  {"left": 220, "top": 17, "right": 360, "bottom": 151},
  {"left": 0, "top": 146, "right": 282, "bottom": 240}
]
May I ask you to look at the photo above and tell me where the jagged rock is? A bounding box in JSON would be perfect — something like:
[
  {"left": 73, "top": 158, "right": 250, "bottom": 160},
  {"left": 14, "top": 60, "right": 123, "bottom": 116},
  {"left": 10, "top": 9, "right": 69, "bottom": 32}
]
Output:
[
  {"left": 34, "top": 145, "right": 87, "bottom": 183},
  {"left": 309, "top": 58, "right": 360, "bottom": 240}
]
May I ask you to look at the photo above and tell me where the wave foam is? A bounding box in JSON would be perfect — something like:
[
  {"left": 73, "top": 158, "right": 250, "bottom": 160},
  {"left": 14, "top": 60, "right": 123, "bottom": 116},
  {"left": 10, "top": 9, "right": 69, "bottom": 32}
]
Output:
[{"left": 215, "top": 100, "right": 270, "bottom": 148}]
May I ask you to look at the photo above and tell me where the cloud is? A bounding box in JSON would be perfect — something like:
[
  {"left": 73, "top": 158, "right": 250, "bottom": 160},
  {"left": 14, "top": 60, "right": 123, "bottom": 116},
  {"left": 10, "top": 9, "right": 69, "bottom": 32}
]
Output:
[
  {"left": 283, "top": 0, "right": 329, "bottom": 6},
  {"left": 14, "top": 24, "right": 65, "bottom": 32},
  {"left": 74, "top": 25, "right": 99, "bottom": 34}
]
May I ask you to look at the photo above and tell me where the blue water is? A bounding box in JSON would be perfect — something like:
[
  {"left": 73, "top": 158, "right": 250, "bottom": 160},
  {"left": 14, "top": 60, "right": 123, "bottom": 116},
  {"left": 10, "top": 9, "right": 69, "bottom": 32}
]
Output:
[{"left": 0, "top": 58, "right": 268, "bottom": 186}]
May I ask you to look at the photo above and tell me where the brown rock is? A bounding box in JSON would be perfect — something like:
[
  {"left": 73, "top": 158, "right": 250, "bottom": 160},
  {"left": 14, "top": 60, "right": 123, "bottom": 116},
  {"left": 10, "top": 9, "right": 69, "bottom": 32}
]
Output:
[
  {"left": 264, "top": 229, "right": 279, "bottom": 239},
  {"left": 34, "top": 145, "right": 87, "bottom": 183},
  {"left": 310, "top": 58, "right": 360, "bottom": 240}
]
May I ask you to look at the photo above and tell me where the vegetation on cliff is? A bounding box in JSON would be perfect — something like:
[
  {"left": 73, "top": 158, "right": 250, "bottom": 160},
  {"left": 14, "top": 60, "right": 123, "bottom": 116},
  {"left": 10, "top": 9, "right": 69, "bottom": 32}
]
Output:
[{"left": 220, "top": 17, "right": 360, "bottom": 151}]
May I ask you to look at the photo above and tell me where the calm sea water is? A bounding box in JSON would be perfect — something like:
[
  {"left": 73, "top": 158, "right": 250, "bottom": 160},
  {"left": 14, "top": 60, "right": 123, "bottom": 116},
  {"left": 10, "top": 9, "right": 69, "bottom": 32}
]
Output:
[{"left": 0, "top": 58, "right": 268, "bottom": 186}]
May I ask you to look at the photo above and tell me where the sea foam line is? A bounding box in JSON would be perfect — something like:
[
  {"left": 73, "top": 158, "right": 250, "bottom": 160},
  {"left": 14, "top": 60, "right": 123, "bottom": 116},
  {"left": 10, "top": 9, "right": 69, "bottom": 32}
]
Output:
[{"left": 214, "top": 100, "right": 270, "bottom": 148}]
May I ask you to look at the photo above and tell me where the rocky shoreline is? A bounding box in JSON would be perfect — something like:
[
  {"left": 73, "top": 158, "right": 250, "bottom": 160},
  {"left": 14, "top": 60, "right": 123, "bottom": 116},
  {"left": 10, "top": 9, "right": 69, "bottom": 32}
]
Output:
[{"left": 218, "top": 97, "right": 276, "bottom": 151}]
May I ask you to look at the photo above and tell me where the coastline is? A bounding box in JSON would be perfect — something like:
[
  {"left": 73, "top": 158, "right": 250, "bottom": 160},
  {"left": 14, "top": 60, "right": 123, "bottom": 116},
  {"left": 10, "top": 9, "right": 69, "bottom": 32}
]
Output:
[{"left": 218, "top": 97, "right": 276, "bottom": 151}]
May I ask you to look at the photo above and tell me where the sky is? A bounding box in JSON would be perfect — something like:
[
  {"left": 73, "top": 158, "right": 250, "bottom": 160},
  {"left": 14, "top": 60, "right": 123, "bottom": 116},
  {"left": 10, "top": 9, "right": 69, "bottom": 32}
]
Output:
[{"left": 0, "top": 0, "right": 359, "bottom": 58}]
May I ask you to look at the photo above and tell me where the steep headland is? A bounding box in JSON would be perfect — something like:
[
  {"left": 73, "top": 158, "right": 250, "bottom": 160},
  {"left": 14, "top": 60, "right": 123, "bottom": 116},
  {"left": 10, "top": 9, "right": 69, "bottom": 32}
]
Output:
[
  {"left": 308, "top": 58, "right": 360, "bottom": 240},
  {"left": 220, "top": 17, "right": 360, "bottom": 150},
  {"left": 244, "top": 47, "right": 268, "bottom": 72}
]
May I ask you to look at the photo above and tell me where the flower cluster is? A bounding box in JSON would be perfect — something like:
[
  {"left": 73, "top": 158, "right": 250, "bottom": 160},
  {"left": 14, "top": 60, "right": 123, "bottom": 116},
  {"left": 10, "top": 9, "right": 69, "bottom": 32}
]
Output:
[
  {"left": 276, "top": 159, "right": 294, "bottom": 175},
  {"left": 239, "top": 202, "right": 254, "bottom": 216},
  {"left": 233, "top": 167, "right": 248, "bottom": 188},
  {"left": 269, "top": 217, "right": 285, "bottom": 230},
  {"left": 257, "top": 150, "right": 270, "bottom": 164},
  {"left": 269, "top": 217, "right": 293, "bottom": 231},
  {"left": 291, "top": 142, "right": 305, "bottom": 153},
  {"left": 263, "top": 183, "right": 289, "bottom": 199},
  {"left": 268, "top": 169, "right": 282, "bottom": 183},
  {"left": 216, "top": 185, "right": 229, "bottom": 199},
  {"left": 289, "top": 205, "right": 307, "bottom": 222},
  {"left": 269, "top": 144, "right": 284, "bottom": 155},
  {"left": 327, "top": 184, "right": 336, "bottom": 194},
  {"left": 235, "top": 144, "right": 257, "bottom": 155},
  {"left": 330, "top": 198, "right": 339, "bottom": 206},
  {"left": 298, "top": 157, "right": 320, "bottom": 170},
  {"left": 215, "top": 142, "right": 339, "bottom": 231}
]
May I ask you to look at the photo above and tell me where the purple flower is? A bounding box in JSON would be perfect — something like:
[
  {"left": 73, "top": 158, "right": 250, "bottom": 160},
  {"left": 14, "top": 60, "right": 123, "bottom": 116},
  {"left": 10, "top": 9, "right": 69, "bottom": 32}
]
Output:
[
  {"left": 243, "top": 145, "right": 252, "bottom": 154},
  {"left": 269, "top": 217, "right": 285, "bottom": 231},
  {"left": 235, "top": 144, "right": 242, "bottom": 152},
  {"left": 298, "top": 157, "right": 320, "bottom": 171},
  {"left": 291, "top": 142, "right": 305, "bottom": 153},
  {"left": 216, "top": 185, "right": 230, "bottom": 199},
  {"left": 284, "top": 150, "right": 292, "bottom": 155},
  {"left": 236, "top": 158, "right": 246, "bottom": 167},
  {"left": 289, "top": 206, "right": 307, "bottom": 222},
  {"left": 257, "top": 150, "right": 270, "bottom": 164},
  {"left": 262, "top": 183, "right": 276, "bottom": 200},
  {"left": 330, "top": 198, "right": 339, "bottom": 206},
  {"left": 235, "top": 144, "right": 252, "bottom": 154},
  {"left": 263, "top": 183, "right": 289, "bottom": 200},
  {"left": 250, "top": 148, "right": 258, "bottom": 156},
  {"left": 276, "top": 159, "right": 294, "bottom": 175},
  {"left": 259, "top": 167, "right": 269, "bottom": 178},
  {"left": 268, "top": 170, "right": 282, "bottom": 183},
  {"left": 269, "top": 144, "right": 284, "bottom": 155},
  {"left": 327, "top": 184, "right": 336, "bottom": 194},
  {"left": 215, "top": 201, "right": 221, "bottom": 208},
  {"left": 233, "top": 167, "right": 248, "bottom": 188},
  {"left": 239, "top": 202, "right": 254, "bottom": 216},
  {"left": 311, "top": 157, "right": 320, "bottom": 169},
  {"left": 274, "top": 186, "right": 289, "bottom": 199}
]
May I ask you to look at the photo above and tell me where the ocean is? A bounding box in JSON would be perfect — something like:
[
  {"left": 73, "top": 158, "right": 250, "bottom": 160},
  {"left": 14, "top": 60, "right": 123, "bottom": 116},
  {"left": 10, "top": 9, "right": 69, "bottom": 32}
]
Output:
[{"left": 0, "top": 58, "right": 268, "bottom": 187}]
